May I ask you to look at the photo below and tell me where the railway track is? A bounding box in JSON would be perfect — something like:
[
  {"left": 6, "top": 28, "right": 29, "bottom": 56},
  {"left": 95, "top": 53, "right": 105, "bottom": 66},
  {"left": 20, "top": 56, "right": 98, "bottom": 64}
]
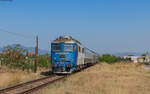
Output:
[
  {"left": 0, "top": 74, "right": 65, "bottom": 94},
  {"left": 0, "top": 63, "right": 95, "bottom": 94}
]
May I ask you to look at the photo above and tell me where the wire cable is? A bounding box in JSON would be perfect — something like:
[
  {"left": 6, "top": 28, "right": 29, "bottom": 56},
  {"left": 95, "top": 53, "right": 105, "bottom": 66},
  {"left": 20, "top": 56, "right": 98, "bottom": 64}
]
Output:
[{"left": 0, "top": 28, "right": 34, "bottom": 41}]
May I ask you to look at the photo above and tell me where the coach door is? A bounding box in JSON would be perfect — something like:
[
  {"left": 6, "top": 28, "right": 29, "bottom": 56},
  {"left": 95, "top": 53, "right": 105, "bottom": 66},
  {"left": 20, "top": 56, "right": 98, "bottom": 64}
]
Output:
[{"left": 77, "top": 45, "right": 85, "bottom": 66}]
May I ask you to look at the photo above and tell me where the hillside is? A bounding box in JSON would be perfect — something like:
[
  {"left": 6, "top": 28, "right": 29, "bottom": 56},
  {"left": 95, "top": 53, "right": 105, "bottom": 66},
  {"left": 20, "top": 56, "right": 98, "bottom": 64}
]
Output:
[{"left": 38, "top": 63, "right": 150, "bottom": 94}]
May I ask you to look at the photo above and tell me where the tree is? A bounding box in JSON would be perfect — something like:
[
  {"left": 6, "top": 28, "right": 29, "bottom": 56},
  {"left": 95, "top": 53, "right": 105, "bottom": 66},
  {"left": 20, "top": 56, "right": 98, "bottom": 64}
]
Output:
[
  {"left": 128, "top": 54, "right": 134, "bottom": 56},
  {"left": 141, "top": 53, "right": 147, "bottom": 56},
  {"left": 2, "top": 44, "right": 29, "bottom": 69},
  {"left": 141, "top": 51, "right": 149, "bottom": 56},
  {"left": 38, "top": 53, "right": 51, "bottom": 69}
]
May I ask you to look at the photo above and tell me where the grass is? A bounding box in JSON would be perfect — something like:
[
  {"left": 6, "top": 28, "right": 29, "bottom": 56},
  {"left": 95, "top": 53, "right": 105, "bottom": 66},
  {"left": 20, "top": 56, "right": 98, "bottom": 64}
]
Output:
[
  {"left": 0, "top": 67, "right": 50, "bottom": 89},
  {"left": 39, "top": 62, "right": 150, "bottom": 94}
]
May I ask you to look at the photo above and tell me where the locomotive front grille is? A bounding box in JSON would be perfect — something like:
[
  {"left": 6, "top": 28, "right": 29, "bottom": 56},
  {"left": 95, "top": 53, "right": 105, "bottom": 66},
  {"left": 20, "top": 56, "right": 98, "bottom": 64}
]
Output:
[{"left": 60, "top": 54, "right": 66, "bottom": 58}]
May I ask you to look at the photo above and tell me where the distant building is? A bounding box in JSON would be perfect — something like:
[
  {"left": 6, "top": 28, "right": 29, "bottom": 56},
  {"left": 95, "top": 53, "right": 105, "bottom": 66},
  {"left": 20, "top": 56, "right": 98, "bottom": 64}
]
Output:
[
  {"left": 123, "top": 56, "right": 138, "bottom": 63},
  {"left": 145, "top": 56, "right": 150, "bottom": 62},
  {"left": 137, "top": 56, "right": 145, "bottom": 63},
  {"left": 124, "top": 56, "right": 150, "bottom": 63}
]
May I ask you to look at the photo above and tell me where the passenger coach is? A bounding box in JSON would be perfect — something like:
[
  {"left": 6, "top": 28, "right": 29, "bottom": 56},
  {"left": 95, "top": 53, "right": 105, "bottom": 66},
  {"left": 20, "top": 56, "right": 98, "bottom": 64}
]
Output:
[{"left": 51, "top": 36, "right": 99, "bottom": 74}]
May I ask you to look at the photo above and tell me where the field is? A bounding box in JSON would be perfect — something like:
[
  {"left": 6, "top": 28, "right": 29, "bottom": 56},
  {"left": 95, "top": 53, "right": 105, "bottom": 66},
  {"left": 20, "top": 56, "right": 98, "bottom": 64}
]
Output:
[
  {"left": 0, "top": 67, "right": 49, "bottom": 89},
  {"left": 38, "top": 63, "right": 150, "bottom": 94}
]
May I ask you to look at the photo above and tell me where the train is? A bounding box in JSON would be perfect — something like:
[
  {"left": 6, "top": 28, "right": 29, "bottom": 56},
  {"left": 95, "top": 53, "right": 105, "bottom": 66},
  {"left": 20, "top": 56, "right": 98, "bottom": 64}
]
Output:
[{"left": 51, "top": 36, "right": 99, "bottom": 74}]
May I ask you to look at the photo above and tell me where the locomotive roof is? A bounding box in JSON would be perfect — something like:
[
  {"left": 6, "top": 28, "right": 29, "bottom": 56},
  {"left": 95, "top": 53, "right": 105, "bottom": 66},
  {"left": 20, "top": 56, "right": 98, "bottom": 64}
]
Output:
[
  {"left": 52, "top": 36, "right": 99, "bottom": 56},
  {"left": 53, "top": 36, "right": 81, "bottom": 44}
]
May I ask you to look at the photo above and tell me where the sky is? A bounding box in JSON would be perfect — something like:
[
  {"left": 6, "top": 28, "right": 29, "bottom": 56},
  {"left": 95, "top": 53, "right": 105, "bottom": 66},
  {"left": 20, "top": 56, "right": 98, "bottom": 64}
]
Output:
[{"left": 0, "top": 0, "right": 150, "bottom": 54}]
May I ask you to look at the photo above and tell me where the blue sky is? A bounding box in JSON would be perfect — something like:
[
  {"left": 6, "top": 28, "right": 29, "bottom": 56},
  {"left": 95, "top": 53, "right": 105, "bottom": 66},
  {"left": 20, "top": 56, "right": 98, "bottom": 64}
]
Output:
[{"left": 0, "top": 0, "right": 150, "bottom": 54}]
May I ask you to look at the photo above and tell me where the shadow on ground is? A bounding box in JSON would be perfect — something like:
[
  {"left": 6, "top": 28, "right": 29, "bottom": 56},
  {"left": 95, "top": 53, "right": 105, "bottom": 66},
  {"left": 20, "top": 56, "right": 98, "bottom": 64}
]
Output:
[{"left": 40, "top": 71, "right": 53, "bottom": 76}]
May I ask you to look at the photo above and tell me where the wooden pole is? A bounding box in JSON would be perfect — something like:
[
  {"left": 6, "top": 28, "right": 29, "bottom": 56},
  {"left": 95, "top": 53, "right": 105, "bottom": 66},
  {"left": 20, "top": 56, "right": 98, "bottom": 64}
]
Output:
[{"left": 34, "top": 35, "right": 38, "bottom": 73}]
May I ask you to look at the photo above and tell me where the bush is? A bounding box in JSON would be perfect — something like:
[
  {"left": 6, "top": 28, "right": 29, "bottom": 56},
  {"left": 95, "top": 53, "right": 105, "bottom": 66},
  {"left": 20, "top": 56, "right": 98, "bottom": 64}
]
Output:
[
  {"left": 0, "top": 44, "right": 51, "bottom": 72},
  {"left": 1, "top": 44, "right": 29, "bottom": 70},
  {"left": 38, "top": 54, "right": 51, "bottom": 69},
  {"left": 99, "top": 54, "right": 123, "bottom": 63}
]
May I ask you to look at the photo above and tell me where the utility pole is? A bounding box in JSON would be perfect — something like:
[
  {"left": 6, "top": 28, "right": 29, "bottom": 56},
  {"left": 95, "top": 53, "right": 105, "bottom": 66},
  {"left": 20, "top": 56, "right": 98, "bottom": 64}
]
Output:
[{"left": 34, "top": 35, "right": 38, "bottom": 73}]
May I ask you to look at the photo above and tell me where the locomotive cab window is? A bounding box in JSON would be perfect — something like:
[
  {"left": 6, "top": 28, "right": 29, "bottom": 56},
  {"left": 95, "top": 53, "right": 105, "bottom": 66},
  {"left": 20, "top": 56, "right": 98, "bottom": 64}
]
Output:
[
  {"left": 64, "top": 44, "right": 73, "bottom": 52},
  {"left": 52, "top": 44, "right": 61, "bottom": 52}
]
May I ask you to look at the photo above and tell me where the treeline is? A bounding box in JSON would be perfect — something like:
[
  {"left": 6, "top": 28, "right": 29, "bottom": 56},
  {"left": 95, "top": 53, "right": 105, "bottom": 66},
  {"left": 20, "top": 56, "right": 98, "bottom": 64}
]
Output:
[
  {"left": 99, "top": 54, "right": 125, "bottom": 63},
  {"left": 0, "top": 44, "right": 127, "bottom": 71},
  {"left": 0, "top": 44, "right": 51, "bottom": 72}
]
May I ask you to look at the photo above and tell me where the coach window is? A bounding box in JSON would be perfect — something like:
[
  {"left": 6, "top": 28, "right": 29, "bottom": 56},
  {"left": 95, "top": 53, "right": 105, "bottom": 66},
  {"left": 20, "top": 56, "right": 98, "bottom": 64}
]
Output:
[
  {"left": 80, "top": 47, "right": 82, "bottom": 53},
  {"left": 82, "top": 48, "right": 84, "bottom": 53}
]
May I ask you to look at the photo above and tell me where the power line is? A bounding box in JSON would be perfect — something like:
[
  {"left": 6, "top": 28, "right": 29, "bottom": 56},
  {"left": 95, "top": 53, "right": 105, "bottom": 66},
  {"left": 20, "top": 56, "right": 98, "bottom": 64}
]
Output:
[
  {"left": 0, "top": 28, "right": 50, "bottom": 52},
  {"left": 0, "top": 28, "right": 34, "bottom": 40}
]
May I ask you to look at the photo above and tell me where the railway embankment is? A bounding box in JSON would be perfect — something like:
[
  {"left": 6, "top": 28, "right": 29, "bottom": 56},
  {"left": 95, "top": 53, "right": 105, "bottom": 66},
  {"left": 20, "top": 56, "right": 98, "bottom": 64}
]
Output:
[{"left": 38, "top": 62, "right": 150, "bottom": 94}]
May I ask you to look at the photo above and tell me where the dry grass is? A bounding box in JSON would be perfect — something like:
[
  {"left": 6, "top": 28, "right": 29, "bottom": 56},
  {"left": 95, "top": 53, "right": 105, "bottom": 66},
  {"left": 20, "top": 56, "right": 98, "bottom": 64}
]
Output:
[
  {"left": 0, "top": 67, "right": 49, "bottom": 89},
  {"left": 39, "top": 63, "right": 150, "bottom": 94}
]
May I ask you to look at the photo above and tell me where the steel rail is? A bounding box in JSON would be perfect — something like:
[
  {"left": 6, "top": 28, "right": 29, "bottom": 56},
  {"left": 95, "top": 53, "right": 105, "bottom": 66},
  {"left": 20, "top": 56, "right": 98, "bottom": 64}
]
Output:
[
  {"left": 0, "top": 74, "right": 56, "bottom": 94},
  {"left": 0, "top": 63, "right": 98, "bottom": 94},
  {"left": 19, "top": 76, "right": 65, "bottom": 94}
]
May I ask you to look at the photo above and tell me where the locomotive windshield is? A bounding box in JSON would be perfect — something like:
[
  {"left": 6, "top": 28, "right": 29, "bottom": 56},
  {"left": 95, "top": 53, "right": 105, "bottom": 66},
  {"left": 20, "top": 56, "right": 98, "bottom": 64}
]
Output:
[
  {"left": 64, "top": 44, "right": 73, "bottom": 52},
  {"left": 52, "top": 44, "right": 61, "bottom": 52}
]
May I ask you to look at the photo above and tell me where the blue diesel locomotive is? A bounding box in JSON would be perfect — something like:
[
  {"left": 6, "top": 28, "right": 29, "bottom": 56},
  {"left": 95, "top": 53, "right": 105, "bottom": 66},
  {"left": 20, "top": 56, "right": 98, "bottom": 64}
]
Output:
[{"left": 51, "top": 36, "right": 99, "bottom": 74}]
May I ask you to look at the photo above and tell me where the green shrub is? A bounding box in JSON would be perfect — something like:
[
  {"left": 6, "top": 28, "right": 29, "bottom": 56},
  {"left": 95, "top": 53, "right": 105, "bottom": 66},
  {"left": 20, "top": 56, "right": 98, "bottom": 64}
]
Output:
[
  {"left": 0, "top": 44, "right": 51, "bottom": 72},
  {"left": 38, "top": 54, "right": 51, "bottom": 69},
  {"left": 99, "top": 54, "right": 123, "bottom": 63}
]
